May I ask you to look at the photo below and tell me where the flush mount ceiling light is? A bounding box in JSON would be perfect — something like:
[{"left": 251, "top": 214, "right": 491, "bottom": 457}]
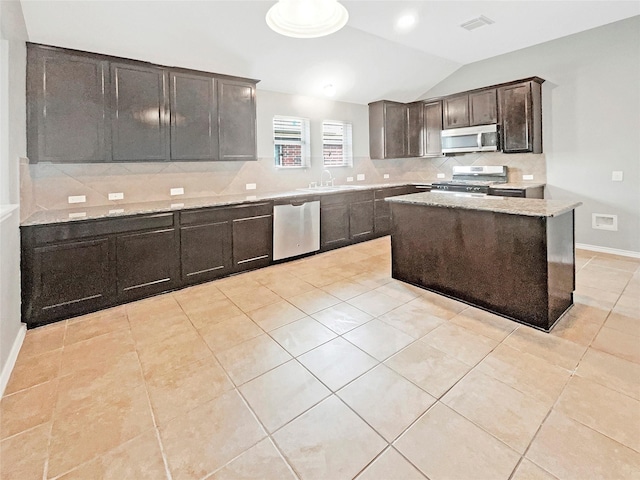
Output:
[
  {"left": 396, "top": 13, "right": 418, "bottom": 32},
  {"left": 266, "top": 0, "right": 349, "bottom": 38}
]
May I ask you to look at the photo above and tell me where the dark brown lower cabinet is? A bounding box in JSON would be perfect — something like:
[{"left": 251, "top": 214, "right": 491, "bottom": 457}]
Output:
[
  {"left": 116, "top": 228, "right": 179, "bottom": 299},
  {"left": 374, "top": 185, "right": 422, "bottom": 235},
  {"left": 180, "top": 221, "right": 232, "bottom": 283},
  {"left": 231, "top": 204, "right": 273, "bottom": 272},
  {"left": 321, "top": 191, "right": 375, "bottom": 250},
  {"left": 25, "top": 238, "right": 114, "bottom": 323},
  {"left": 349, "top": 199, "right": 374, "bottom": 241},
  {"left": 321, "top": 202, "right": 350, "bottom": 249}
]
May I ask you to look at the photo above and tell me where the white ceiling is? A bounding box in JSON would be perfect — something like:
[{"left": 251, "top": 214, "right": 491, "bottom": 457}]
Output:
[{"left": 19, "top": 0, "right": 640, "bottom": 104}]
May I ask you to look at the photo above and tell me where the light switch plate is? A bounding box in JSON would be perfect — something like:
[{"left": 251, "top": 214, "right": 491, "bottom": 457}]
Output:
[
  {"left": 384, "top": 174, "right": 390, "bottom": 179},
  {"left": 347, "top": 177, "right": 354, "bottom": 182},
  {"left": 68, "top": 195, "right": 86, "bottom": 204},
  {"left": 108, "top": 192, "right": 124, "bottom": 201},
  {"left": 357, "top": 174, "right": 365, "bottom": 181},
  {"left": 612, "top": 171, "right": 623, "bottom": 181},
  {"left": 170, "top": 187, "right": 184, "bottom": 196},
  {"left": 246, "top": 183, "right": 257, "bottom": 190},
  {"left": 523, "top": 174, "right": 534, "bottom": 180},
  {"left": 437, "top": 173, "right": 445, "bottom": 179}
]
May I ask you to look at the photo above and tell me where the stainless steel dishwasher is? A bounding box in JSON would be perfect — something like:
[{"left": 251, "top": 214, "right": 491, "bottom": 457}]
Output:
[{"left": 273, "top": 197, "right": 320, "bottom": 261}]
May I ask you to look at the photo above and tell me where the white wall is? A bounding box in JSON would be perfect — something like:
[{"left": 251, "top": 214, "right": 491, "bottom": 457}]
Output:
[
  {"left": 421, "top": 16, "right": 640, "bottom": 255},
  {"left": 0, "top": 0, "right": 28, "bottom": 394}
]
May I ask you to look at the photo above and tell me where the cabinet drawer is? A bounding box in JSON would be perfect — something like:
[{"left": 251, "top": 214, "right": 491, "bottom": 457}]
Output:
[{"left": 29, "top": 213, "right": 176, "bottom": 245}]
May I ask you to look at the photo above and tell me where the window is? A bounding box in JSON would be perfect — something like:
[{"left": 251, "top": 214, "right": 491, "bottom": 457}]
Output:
[
  {"left": 273, "top": 116, "right": 310, "bottom": 168},
  {"left": 322, "top": 120, "right": 353, "bottom": 167}
]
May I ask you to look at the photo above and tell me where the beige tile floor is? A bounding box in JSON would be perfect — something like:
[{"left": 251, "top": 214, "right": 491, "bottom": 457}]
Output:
[{"left": 2, "top": 237, "right": 639, "bottom": 480}]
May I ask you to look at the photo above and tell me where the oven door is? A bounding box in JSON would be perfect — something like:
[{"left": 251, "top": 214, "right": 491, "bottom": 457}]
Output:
[{"left": 441, "top": 125, "right": 498, "bottom": 153}]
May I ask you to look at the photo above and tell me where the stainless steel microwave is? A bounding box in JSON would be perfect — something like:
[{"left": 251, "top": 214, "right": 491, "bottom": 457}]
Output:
[{"left": 441, "top": 124, "right": 499, "bottom": 154}]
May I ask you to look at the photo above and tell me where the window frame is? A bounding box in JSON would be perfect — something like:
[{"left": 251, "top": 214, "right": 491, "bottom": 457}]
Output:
[
  {"left": 273, "top": 115, "right": 310, "bottom": 169},
  {"left": 322, "top": 120, "right": 353, "bottom": 168}
]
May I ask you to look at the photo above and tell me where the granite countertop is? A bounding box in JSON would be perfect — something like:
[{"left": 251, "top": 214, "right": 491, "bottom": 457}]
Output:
[
  {"left": 386, "top": 191, "right": 581, "bottom": 217},
  {"left": 21, "top": 182, "right": 425, "bottom": 226}
]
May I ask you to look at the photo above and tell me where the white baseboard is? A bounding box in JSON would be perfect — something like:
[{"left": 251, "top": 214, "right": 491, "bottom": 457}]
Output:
[
  {"left": 576, "top": 243, "right": 640, "bottom": 259},
  {"left": 0, "top": 324, "right": 26, "bottom": 397}
]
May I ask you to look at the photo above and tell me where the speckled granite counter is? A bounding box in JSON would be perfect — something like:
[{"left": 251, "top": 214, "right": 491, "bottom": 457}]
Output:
[
  {"left": 21, "top": 182, "right": 425, "bottom": 226},
  {"left": 387, "top": 191, "right": 580, "bottom": 217}
]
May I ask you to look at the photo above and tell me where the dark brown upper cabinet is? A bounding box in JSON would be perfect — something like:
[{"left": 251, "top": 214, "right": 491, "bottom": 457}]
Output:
[
  {"left": 424, "top": 101, "right": 443, "bottom": 156},
  {"left": 498, "top": 79, "right": 543, "bottom": 153},
  {"left": 27, "top": 46, "right": 111, "bottom": 163},
  {"left": 26, "top": 43, "right": 259, "bottom": 163},
  {"left": 469, "top": 89, "right": 497, "bottom": 126},
  {"left": 170, "top": 72, "right": 218, "bottom": 161},
  {"left": 111, "top": 62, "right": 170, "bottom": 162},
  {"left": 443, "top": 94, "right": 470, "bottom": 129},
  {"left": 218, "top": 79, "right": 257, "bottom": 161},
  {"left": 369, "top": 100, "right": 408, "bottom": 159}
]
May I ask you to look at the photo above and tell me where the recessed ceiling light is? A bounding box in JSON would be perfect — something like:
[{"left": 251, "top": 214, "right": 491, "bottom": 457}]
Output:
[
  {"left": 396, "top": 13, "right": 418, "bottom": 32},
  {"left": 460, "top": 15, "right": 495, "bottom": 31},
  {"left": 266, "top": 0, "right": 349, "bottom": 39},
  {"left": 323, "top": 84, "right": 336, "bottom": 97}
]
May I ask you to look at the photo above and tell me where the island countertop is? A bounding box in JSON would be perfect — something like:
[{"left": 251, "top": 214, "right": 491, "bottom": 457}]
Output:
[{"left": 386, "top": 192, "right": 581, "bottom": 218}]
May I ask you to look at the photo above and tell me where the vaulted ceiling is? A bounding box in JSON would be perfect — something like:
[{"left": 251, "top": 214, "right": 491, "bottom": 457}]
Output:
[{"left": 19, "top": 1, "right": 640, "bottom": 104}]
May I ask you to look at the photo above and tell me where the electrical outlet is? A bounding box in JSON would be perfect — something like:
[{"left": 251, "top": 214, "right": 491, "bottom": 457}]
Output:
[
  {"left": 170, "top": 203, "right": 184, "bottom": 209},
  {"left": 108, "top": 192, "right": 124, "bottom": 201},
  {"left": 612, "top": 171, "right": 624, "bottom": 182},
  {"left": 246, "top": 183, "right": 257, "bottom": 190},
  {"left": 523, "top": 174, "right": 534, "bottom": 181},
  {"left": 68, "top": 195, "right": 86, "bottom": 204},
  {"left": 347, "top": 177, "right": 354, "bottom": 182},
  {"left": 357, "top": 174, "right": 365, "bottom": 181},
  {"left": 170, "top": 187, "right": 184, "bottom": 196},
  {"left": 437, "top": 173, "right": 445, "bottom": 179},
  {"left": 384, "top": 174, "right": 390, "bottom": 179}
]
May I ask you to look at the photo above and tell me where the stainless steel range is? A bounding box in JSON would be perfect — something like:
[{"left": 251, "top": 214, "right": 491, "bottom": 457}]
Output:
[{"left": 432, "top": 165, "right": 507, "bottom": 195}]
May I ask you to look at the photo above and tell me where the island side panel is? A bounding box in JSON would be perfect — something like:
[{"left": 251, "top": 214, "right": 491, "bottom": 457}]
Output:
[
  {"left": 546, "top": 210, "right": 576, "bottom": 327},
  {"left": 390, "top": 202, "right": 558, "bottom": 330}
]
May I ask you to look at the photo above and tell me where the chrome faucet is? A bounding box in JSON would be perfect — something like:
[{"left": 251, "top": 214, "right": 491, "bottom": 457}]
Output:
[{"left": 320, "top": 169, "right": 334, "bottom": 187}]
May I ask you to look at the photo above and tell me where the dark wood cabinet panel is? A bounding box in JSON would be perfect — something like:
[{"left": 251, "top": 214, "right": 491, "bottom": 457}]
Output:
[
  {"left": 368, "top": 100, "right": 408, "bottom": 159},
  {"left": 24, "top": 238, "right": 113, "bottom": 326},
  {"left": 116, "top": 228, "right": 178, "bottom": 298},
  {"left": 180, "top": 221, "right": 232, "bottom": 282},
  {"left": 232, "top": 214, "right": 272, "bottom": 271},
  {"left": 469, "top": 89, "right": 497, "bottom": 126},
  {"left": 170, "top": 72, "right": 217, "bottom": 161},
  {"left": 27, "top": 46, "right": 110, "bottom": 163},
  {"left": 321, "top": 203, "right": 350, "bottom": 249},
  {"left": 350, "top": 200, "right": 374, "bottom": 240},
  {"left": 443, "top": 95, "right": 469, "bottom": 129},
  {"left": 424, "top": 101, "right": 443, "bottom": 156},
  {"left": 218, "top": 79, "right": 257, "bottom": 161},
  {"left": 407, "top": 102, "right": 424, "bottom": 157},
  {"left": 111, "top": 62, "right": 170, "bottom": 161},
  {"left": 498, "top": 80, "right": 543, "bottom": 153}
]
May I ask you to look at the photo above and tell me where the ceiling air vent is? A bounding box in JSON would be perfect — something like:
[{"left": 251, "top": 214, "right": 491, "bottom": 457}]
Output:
[{"left": 460, "top": 15, "right": 494, "bottom": 31}]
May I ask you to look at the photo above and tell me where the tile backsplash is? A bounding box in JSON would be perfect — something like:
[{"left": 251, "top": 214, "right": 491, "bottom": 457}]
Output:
[{"left": 20, "top": 153, "right": 546, "bottom": 221}]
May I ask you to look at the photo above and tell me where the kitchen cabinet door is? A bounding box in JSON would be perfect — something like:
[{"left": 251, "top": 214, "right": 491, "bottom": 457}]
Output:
[
  {"left": 424, "top": 101, "right": 443, "bottom": 156},
  {"left": 443, "top": 94, "right": 469, "bottom": 129},
  {"left": 24, "top": 238, "right": 114, "bottom": 326},
  {"left": 27, "top": 45, "right": 110, "bottom": 163},
  {"left": 368, "top": 100, "right": 408, "bottom": 159},
  {"left": 321, "top": 203, "right": 350, "bottom": 249},
  {"left": 111, "top": 62, "right": 170, "bottom": 161},
  {"left": 469, "top": 89, "right": 497, "bottom": 126},
  {"left": 218, "top": 79, "right": 257, "bottom": 161},
  {"left": 498, "top": 80, "right": 543, "bottom": 153},
  {"left": 116, "top": 228, "right": 178, "bottom": 299},
  {"left": 232, "top": 214, "right": 272, "bottom": 272},
  {"left": 170, "top": 72, "right": 218, "bottom": 161},
  {"left": 180, "top": 221, "right": 232, "bottom": 283},
  {"left": 350, "top": 199, "right": 375, "bottom": 241},
  {"left": 407, "top": 102, "right": 424, "bottom": 157}
]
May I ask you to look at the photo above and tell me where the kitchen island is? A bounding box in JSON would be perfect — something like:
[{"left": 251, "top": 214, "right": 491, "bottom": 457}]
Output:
[{"left": 387, "top": 192, "right": 582, "bottom": 331}]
